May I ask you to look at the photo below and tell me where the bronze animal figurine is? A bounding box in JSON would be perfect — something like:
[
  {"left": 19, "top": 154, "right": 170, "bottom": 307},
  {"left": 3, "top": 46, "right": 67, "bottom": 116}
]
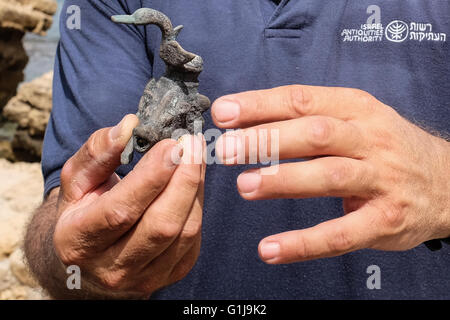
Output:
[{"left": 112, "top": 8, "right": 211, "bottom": 165}]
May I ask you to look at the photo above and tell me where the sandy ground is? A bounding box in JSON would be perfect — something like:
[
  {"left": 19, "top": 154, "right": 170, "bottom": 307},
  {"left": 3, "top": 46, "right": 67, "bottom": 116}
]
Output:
[{"left": 0, "top": 159, "right": 47, "bottom": 299}]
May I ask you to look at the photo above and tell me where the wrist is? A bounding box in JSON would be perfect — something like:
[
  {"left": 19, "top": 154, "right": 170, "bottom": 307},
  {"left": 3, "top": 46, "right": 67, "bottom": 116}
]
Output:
[
  {"left": 425, "top": 137, "right": 450, "bottom": 251},
  {"left": 437, "top": 138, "right": 450, "bottom": 237}
]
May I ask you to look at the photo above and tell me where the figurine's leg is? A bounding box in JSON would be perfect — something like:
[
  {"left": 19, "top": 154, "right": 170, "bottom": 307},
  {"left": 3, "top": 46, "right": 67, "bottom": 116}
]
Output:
[{"left": 121, "top": 137, "right": 134, "bottom": 165}]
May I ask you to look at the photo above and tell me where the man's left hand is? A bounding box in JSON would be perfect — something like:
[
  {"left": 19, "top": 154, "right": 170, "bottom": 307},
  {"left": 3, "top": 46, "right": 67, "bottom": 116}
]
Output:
[{"left": 212, "top": 85, "right": 450, "bottom": 264}]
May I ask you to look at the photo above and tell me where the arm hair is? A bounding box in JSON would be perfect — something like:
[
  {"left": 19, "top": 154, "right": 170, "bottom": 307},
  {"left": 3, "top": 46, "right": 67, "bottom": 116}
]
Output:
[{"left": 23, "top": 188, "right": 141, "bottom": 299}]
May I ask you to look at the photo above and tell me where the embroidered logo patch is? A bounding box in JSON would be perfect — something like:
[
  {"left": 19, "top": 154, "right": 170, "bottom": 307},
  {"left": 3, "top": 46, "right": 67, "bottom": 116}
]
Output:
[{"left": 340, "top": 5, "right": 447, "bottom": 43}]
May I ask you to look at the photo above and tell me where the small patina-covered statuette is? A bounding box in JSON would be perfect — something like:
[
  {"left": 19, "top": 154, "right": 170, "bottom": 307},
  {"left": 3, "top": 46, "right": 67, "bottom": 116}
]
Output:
[{"left": 112, "top": 8, "right": 211, "bottom": 165}]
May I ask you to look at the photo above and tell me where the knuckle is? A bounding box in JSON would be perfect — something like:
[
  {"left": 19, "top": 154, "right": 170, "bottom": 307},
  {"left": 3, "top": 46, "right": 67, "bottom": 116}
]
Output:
[
  {"left": 378, "top": 205, "right": 405, "bottom": 231},
  {"left": 350, "top": 88, "right": 371, "bottom": 102},
  {"left": 288, "top": 85, "right": 314, "bottom": 116},
  {"left": 137, "top": 169, "right": 168, "bottom": 192},
  {"left": 349, "top": 89, "right": 378, "bottom": 113},
  {"left": 295, "top": 235, "right": 311, "bottom": 259},
  {"left": 104, "top": 203, "right": 137, "bottom": 230},
  {"left": 59, "top": 162, "right": 83, "bottom": 201},
  {"left": 60, "top": 161, "right": 74, "bottom": 185},
  {"left": 55, "top": 245, "right": 84, "bottom": 266},
  {"left": 148, "top": 218, "right": 182, "bottom": 244},
  {"left": 179, "top": 168, "right": 201, "bottom": 190},
  {"left": 325, "top": 161, "right": 354, "bottom": 194},
  {"left": 85, "top": 130, "right": 112, "bottom": 169},
  {"left": 53, "top": 232, "right": 83, "bottom": 266},
  {"left": 371, "top": 127, "right": 394, "bottom": 150},
  {"left": 171, "top": 268, "right": 190, "bottom": 283},
  {"left": 101, "top": 271, "right": 127, "bottom": 291},
  {"left": 327, "top": 228, "right": 354, "bottom": 253},
  {"left": 253, "top": 91, "right": 268, "bottom": 114},
  {"left": 307, "top": 117, "right": 333, "bottom": 150},
  {"left": 180, "top": 220, "right": 202, "bottom": 241},
  {"left": 382, "top": 104, "right": 399, "bottom": 116},
  {"left": 171, "top": 260, "right": 195, "bottom": 283}
]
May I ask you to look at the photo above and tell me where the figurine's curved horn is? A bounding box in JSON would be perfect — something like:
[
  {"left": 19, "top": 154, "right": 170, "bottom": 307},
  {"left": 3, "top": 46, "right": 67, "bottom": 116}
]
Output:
[{"left": 112, "top": 8, "right": 175, "bottom": 40}]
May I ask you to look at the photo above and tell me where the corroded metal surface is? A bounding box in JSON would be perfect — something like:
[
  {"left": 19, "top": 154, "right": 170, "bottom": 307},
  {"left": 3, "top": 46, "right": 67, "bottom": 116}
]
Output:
[{"left": 112, "top": 8, "right": 210, "bottom": 165}]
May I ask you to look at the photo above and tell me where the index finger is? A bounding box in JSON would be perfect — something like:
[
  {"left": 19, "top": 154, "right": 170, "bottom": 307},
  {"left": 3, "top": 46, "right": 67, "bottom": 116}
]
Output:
[
  {"left": 211, "top": 85, "right": 376, "bottom": 129},
  {"left": 67, "top": 139, "right": 183, "bottom": 253},
  {"left": 107, "top": 134, "right": 205, "bottom": 265}
]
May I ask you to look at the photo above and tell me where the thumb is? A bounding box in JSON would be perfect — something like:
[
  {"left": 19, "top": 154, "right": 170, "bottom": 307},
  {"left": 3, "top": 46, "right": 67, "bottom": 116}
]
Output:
[{"left": 60, "top": 114, "right": 139, "bottom": 203}]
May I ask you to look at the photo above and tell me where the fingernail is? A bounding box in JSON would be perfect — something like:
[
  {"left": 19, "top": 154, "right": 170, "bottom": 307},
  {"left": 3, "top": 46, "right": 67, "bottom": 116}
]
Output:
[
  {"left": 197, "top": 133, "right": 207, "bottom": 163},
  {"left": 110, "top": 117, "right": 126, "bottom": 141},
  {"left": 197, "top": 132, "right": 205, "bottom": 143},
  {"left": 178, "top": 135, "right": 203, "bottom": 165},
  {"left": 237, "top": 171, "right": 261, "bottom": 194},
  {"left": 110, "top": 115, "right": 139, "bottom": 142},
  {"left": 191, "top": 134, "right": 204, "bottom": 165},
  {"left": 213, "top": 100, "right": 240, "bottom": 123},
  {"left": 260, "top": 242, "right": 280, "bottom": 261},
  {"left": 164, "top": 144, "right": 183, "bottom": 167},
  {"left": 216, "top": 133, "right": 242, "bottom": 164}
]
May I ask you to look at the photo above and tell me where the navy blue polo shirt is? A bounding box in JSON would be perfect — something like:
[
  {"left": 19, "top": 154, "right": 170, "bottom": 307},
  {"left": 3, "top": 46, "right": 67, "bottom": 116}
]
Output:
[{"left": 43, "top": 0, "right": 450, "bottom": 299}]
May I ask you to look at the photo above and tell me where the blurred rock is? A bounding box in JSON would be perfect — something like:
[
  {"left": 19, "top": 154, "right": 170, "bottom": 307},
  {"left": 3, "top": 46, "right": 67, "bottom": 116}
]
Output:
[
  {"left": 14, "top": 70, "right": 52, "bottom": 112},
  {"left": 0, "top": 285, "right": 28, "bottom": 300},
  {"left": 0, "top": 259, "right": 17, "bottom": 291},
  {"left": 0, "top": 28, "right": 28, "bottom": 109},
  {"left": 0, "top": 0, "right": 55, "bottom": 300},
  {"left": 0, "top": 159, "right": 43, "bottom": 213},
  {"left": 0, "top": 121, "right": 17, "bottom": 161},
  {"left": 3, "top": 99, "right": 32, "bottom": 128},
  {"left": 0, "top": 159, "right": 45, "bottom": 299},
  {"left": 12, "top": 129, "right": 44, "bottom": 161},
  {"left": 4, "top": 71, "right": 52, "bottom": 135},
  {"left": 0, "top": 159, "right": 43, "bottom": 260},
  {"left": 2, "top": 71, "right": 52, "bottom": 160},
  {"left": 16, "top": 0, "right": 57, "bottom": 16},
  {"left": 0, "top": 0, "right": 56, "bottom": 112},
  {"left": 0, "top": 139, "right": 14, "bottom": 160},
  {"left": 0, "top": 0, "right": 57, "bottom": 35},
  {"left": 10, "top": 249, "right": 38, "bottom": 287},
  {"left": 0, "top": 206, "right": 29, "bottom": 259}
]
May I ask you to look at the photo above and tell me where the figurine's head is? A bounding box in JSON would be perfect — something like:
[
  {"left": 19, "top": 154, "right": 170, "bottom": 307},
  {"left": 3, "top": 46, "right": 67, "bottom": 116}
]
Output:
[{"left": 112, "top": 8, "right": 203, "bottom": 74}]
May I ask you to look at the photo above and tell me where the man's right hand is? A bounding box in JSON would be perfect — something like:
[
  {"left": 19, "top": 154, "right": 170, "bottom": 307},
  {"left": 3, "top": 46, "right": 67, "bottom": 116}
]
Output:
[{"left": 53, "top": 115, "right": 205, "bottom": 298}]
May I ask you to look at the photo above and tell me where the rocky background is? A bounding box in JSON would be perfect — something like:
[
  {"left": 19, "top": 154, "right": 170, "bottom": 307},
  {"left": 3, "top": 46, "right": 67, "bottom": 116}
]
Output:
[
  {"left": 0, "top": 159, "right": 47, "bottom": 299},
  {"left": 0, "top": 0, "right": 57, "bottom": 299},
  {"left": 2, "top": 71, "right": 52, "bottom": 161}
]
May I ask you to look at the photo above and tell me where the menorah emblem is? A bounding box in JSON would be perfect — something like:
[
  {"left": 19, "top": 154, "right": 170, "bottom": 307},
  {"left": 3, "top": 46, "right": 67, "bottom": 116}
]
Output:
[{"left": 385, "top": 20, "right": 409, "bottom": 43}]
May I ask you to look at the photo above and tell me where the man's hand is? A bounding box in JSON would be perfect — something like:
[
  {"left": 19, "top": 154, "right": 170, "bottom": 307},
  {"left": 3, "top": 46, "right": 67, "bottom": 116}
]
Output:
[
  {"left": 212, "top": 85, "right": 450, "bottom": 264},
  {"left": 52, "top": 115, "right": 205, "bottom": 298}
]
